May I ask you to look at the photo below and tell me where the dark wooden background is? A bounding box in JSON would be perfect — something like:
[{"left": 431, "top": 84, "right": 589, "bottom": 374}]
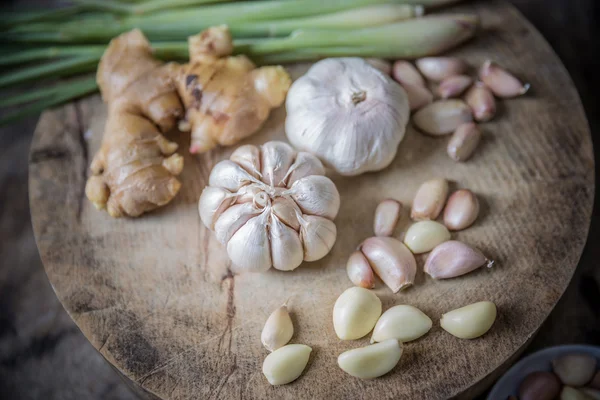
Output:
[{"left": 0, "top": 0, "right": 598, "bottom": 398}]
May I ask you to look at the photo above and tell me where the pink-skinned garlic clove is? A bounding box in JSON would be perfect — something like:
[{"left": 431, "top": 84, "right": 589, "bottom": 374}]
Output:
[
  {"left": 424, "top": 240, "right": 493, "bottom": 279},
  {"left": 360, "top": 236, "right": 416, "bottom": 293},
  {"left": 479, "top": 60, "right": 530, "bottom": 98},
  {"left": 346, "top": 251, "right": 375, "bottom": 288}
]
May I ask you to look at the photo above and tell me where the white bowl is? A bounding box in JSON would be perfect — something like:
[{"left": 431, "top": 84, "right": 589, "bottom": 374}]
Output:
[{"left": 487, "top": 344, "right": 600, "bottom": 400}]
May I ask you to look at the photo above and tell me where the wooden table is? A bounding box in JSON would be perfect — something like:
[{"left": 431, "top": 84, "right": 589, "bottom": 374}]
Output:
[{"left": 1, "top": 0, "right": 599, "bottom": 399}]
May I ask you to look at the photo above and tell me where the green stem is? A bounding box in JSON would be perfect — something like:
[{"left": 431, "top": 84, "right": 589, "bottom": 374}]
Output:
[
  {"left": 130, "top": 0, "right": 233, "bottom": 15},
  {"left": 0, "top": 56, "right": 99, "bottom": 88},
  {"left": 0, "top": 5, "right": 85, "bottom": 27},
  {"left": 0, "top": 47, "right": 105, "bottom": 67},
  {"left": 69, "top": 0, "right": 132, "bottom": 15},
  {"left": 0, "top": 77, "right": 98, "bottom": 108}
]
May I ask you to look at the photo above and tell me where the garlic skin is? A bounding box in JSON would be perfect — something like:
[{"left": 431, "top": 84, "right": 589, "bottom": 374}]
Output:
[
  {"left": 286, "top": 58, "right": 410, "bottom": 176},
  {"left": 337, "top": 339, "right": 403, "bottom": 379},
  {"left": 360, "top": 237, "right": 417, "bottom": 293},
  {"left": 424, "top": 240, "right": 492, "bottom": 279},
  {"left": 440, "top": 301, "right": 497, "bottom": 339},
  {"left": 333, "top": 287, "right": 382, "bottom": 340},
  {"left": 374, "top": 199, "right": 402, "bottom": 237},
  {"left": 261, "top": 304, "right": 294, "bottom": 352},
  {"left": 346, "top": 251, "right": 375, "bottom": 289},
  {"left": 371, "top": 305, "right": 432, "bottom": 343},
  {"left": 262, "top": 344, "right": 312, "bottom": 385},
  {"left": 411, "top": 178, "right": 449, "bottom": 221},
  {"left": 199, "top": 141, "right": 340, "bottom": 273},
  {"left": 443, "top": 189, "right": 480, "bottom": 231}
]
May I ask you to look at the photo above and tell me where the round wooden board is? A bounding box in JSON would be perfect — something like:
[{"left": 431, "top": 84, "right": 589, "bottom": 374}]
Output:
[{"left": 29, "top": 1, "right": 594, "bottom": 399}]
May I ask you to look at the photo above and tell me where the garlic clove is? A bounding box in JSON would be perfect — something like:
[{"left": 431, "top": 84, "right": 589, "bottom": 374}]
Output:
[
  {"left": 440, "top": 301, "right": 497, "bottom": 339},
  {"left": 260, "top": 141, "right": 296, "bottom": 187},
  {"left": 465, "top": 82, "right": 496, "bottom": 122},
  {"left": 272, "top": 196, "right": 301, "bottom": 231},
  {"left": 346, "top": 251, "right": 375, "bottom": 289},
  {"left": 261, "top": 304, "right": 294, "bottom": 352},
  {"left": 230, "top": 144, "right": 261, "bottom": 178},
  {"left": 262, "top": 344, "right": 312, "bottom": 385},
  {"left": 299, "top": 215, "right": 337, "bottom": 262},
  {"left": 404, "top": 221, "right": 451, "bottom": 254},
  {"left": 424, "top": 240, "right": 492, "bottom": 279},
  {"left": 227, "top": 211, "right": 272, "bottom": 273},
  {"left": 234, "top": 184, "right": 263, "bottom": 204},
  {"left": 198, "top": 186, "right": 235, "bottom": 230},
  {"left": 365, "top": 58, "right": 392, "bottom": 75},
  {"left": 552, "top": 353, "right": 597, "bottom": 387},
  {"left": 437, "top": 75, "right": 473, "bottom": 99},
  {"left": 374, "top": 199, "right": 402, "bottom": 237},
  {"left": 371, "top": 305, "right": 432, "bottom": 343},
  {"left": 443, "top": 189, "right": 480, "bottom": 231},
  {"left": 411, "top": 178, "right": 449, "bottom": 221},
  {"left": 412, "top": 100, "right": 473, "bottom": 136},
  {"left": 518, "top": 371, "right": 562, "bottom": 400},
  {"left": 333, "top": 287, "right": 382, "bottom": 340},
  {"left": 337, "top": 339, "right": 402, "bottom": 379},
  {"left": 560, "top": 387, "right": 594, "bottom": 400},
  {"left": 581, "top": 388, "right": 600, "bottom": 400},
  {"left": 360, "top": 237, "right": 416, "bottom": 293},
  {"left": 209, "top": 159, "right": 259, "bottom": 192},
  {"left": 270, "top": 214, "right": 304, "bottom": 271},
  {"left": 392, "top": 60, "right": 426, "bottom": 88},
  {"left": 283, "top": 151, "right": 325, "bottom": 187},
  {"left": 415, "top": 57, "right": 468, "bottom": 82},
  {"left": 447, "top": 122, "right": 482, "bottom": 162},
  {"left": 214, "top": 202, "right": 262, "bottom": 244},
  {"left": 403, "top": 83, "right": 434, "bottom": 112},
  {"left": 479, "top": 60, "right": 530, "bottom": 98},
  {"left": 290, "top": 175, "right": 340, "bottom": 220}
]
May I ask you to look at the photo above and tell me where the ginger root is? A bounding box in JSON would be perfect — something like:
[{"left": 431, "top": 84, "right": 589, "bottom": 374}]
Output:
[
  {"left": 85, "top": 29, "right": 184, "bottom": 217},
  {"left": 176, "top": 26, "right": 292, "bottom": 154}
]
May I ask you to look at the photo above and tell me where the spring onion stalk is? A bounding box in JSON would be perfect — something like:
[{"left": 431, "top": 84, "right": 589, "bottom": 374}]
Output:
[
  {"left": 0, "top": 77, "right": 98, "bottom": 108},
  {"left": 0, "top": 56, "right": 99, "bottom": 88},
  {"left": 0, "top": 47, "right": 105, "bottom": 67},
  {"left": 0, "top": 5, "right": 85, "bottom": 27}
]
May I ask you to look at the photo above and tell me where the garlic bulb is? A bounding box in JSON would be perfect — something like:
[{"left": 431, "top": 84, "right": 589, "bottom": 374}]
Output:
[
  {"left": 285, "top": 58, "right": 410, "bottom": 176},
  {"left": 199, "top": 141, "right": 340, "bottom": 273}
]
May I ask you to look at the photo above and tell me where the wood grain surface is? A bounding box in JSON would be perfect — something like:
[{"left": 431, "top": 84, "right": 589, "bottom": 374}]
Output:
[{"left": 27, "top": 1, "right": 594, "bottom": 399}]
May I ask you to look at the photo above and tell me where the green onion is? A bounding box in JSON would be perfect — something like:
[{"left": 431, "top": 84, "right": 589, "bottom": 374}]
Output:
[{"left": 0, "top": 56, "right": 99, "bottom": 88}]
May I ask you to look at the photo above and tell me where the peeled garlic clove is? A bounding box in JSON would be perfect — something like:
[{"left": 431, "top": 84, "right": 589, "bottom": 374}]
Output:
[
  {"left": 411, "top": 178, "right": 449, "bottom": 221},
  {"left": 360, "top": 237, "right": 416, "bottom": 293},
  {"left": 479, "top": 60, "right": 530, "bottom": 98},
  {"left": 404, "top": 221, "right": 450, "bottom": 254},
  {"left": 392, "top": 61, "right": 426, "bottom": 88},
  {"left": 371, "top": 305, "right": 432, "bottom": 343},
  {"left": 198, "top": 186, "right": 235, "bottom": 230},
  {"left": 443, "top": 189, "right": 480, "bottom": 231},
  {"left": 262, "top": 344, "right": 312, "bottom": 385},
  {"left": 214, "top": 202, "right": 261, "bottom": 244},
  {"left": 590, "top": 371, "right": 600, "bottom": 390},
  {"left": 227, "top": 211, "right": 272, "bottom": 273},
  {"left": 465, "top": 82, "right": 496, "bottom": 122},
  {"left": 552, "top": 353, "right": 597, "bottom": 387},
  {"left": 272, "top": 196, "right": 300, "bottom": 231},
  {"left": 346, "top": 251, "right": 375, "bottom": 289},
  {"left": 261, "top": 141, "right": 295, "bottom": 187},
  {"left": 337, "top": 339, "right": 402, "bottom": 379},
  {"left": 333, "top": 287, "right": 382, "bottom": 340},
  {"left": 374, "top": 199, "right": 402, "bottom": 237},
  {"left": 560, "top": 387, "right": 594, "bottom": 400},
  {"left": 230, "top": 144, "right": 261, "bottom": 178},
  {"left": 290, "top": 175, "right": 340, "bottom": 220},
  {"left": 416, "top": 57, "right": 468, "bottom": 82},
  {"left": 581, "top": 388, "right": 600, "bottom": 400},
  {"left": 518, "top": 371, "right": 562, "bottom": 400},
  {"left": 437, "top": 75, "right": 473, "bottom": 99},
  {"left": 261, "top": 304, "right": 294, "bottom": 352},
  {"left": 413, "top": 100, "right": 473, "bottom": 136},
  {"left": 424, "top": 240, "right": 491, "bottom": 279},
  {"left": 403, "top": 83, "right": 434, "bottom": 112},
  {"left": 270, "top": 214, "right": 304, "bottom": 271},
  {"left": 299, "top": 215, "right": 337, "bottom": 262},
  {"left": 447, "top": 122, "right": 481, "bottom": 162},
  {"left": 440, "top": 301, "right": 497, "bottom": 339},
  {"left": 366, "top": 58, "right": 392, "bottom": 75},
  {"left": 284, "top": 152, "right": 325, "bottom": 187},
  {"left": 208, "top": 160, "right": 259, "bottom": 192}
]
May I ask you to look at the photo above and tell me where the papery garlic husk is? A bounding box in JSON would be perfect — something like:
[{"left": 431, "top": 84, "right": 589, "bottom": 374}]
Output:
[
  {"left": 198, "top": 186, "right": 235, "bottom": 230},
  {"left": 337, "top": 339, "right": 402, "bottom": 379},
  {"left": 360, "top": 237, "right": 416, "bottom": 293},
  {"left": 346, "top": 251, "right": 375, "bottom": 289},
  {"left": 261, "top": 304, "right": 294, "bottom": 352},
  {"left": 285, "top": 58, "right": 410, "bottom": 176},
  {"left": 333, "top": 287, "right": 382, "bottom": 340},
  {"left": 230, "top": 144, "right": 261, "bottom": 178},
  {"left": 424, "top": 240, "right": 493, "bottom": 279},
  {"left": 199, "top": 141, "right": 340, "bottom": 272},
  {"left": 371, "top": 305, "right": 432, "bottom": 343},
  {"left": 262, "top": 344, "right": 312, "bottom": 385}
]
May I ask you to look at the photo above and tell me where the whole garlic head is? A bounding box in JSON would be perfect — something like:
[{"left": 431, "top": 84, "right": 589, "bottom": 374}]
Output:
[
  {"left": 285, "top": 58, "right": 410, "bottom": 176},
  {"left": 199, "top": 141, "right": 340, "bottom": 273}
]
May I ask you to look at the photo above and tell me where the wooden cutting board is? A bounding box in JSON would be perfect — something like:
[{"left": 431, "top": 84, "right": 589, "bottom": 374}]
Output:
[{"left": 28, "top": 1, "right": 594, "bottom": 399}]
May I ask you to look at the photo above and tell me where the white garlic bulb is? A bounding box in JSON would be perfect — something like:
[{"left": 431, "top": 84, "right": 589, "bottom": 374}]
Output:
[
  {"left": 199, "top": 141, "right": 340, "bottom": 273},
  {"left": 285, "top": 58, "right": 410, "bottom": 176}
]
